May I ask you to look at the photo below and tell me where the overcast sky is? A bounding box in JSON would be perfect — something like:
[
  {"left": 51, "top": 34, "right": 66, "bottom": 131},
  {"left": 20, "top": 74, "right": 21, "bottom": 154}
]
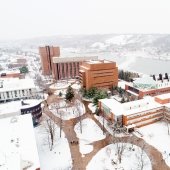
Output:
[{"left": 0, "top": 0, "right": 170, "bottom": 40}]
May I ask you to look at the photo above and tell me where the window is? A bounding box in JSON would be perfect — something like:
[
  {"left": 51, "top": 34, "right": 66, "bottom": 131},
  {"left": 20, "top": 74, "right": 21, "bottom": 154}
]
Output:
[{"left": 6, "top": 92, "right": 9, "bottom": 98}]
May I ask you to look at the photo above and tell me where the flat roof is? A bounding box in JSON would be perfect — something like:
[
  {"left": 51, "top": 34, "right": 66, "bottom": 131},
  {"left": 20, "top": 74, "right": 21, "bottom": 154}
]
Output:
[
  {"left": 122, "top": 97, "right": 162, "bottom": 116},
  {"left": 100, "top": 96, "right": 162, "bottom": 116},
  {"left": 0, "top": 99, "right": 42, "bottom": 118},
  {"left": 0, "top": 114, "right": 40, "bottom": 170},
  {"left": 86, "top": 60, "right": 113, "bottom": 64},
  {"left": 0, "top": 78, "right": 35, "bottom": 92},
  {"left": 155, "top": 93, "right": 170, "bottom": 100},
  {"left": 53, "top": 56, "right": 98, "bottom": 63},
  {"left": 100, "top": 98, "right": 123, "bottom": 116}
]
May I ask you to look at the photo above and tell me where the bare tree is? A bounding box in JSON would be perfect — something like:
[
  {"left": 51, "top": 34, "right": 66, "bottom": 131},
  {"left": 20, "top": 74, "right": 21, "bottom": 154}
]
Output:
[
  {"left": 43, "top": 117, "right": 56, "bottom": 151},
  {"left": 75, "top": 99, "right": 82, "bottom": 133},
  {"left": 114, "top": 141, "right": 127, "bottom": 164},
  {"left": 162, "top": 110, "right": 170, "bottom": 135},
  {"left": 136, "top": 142, "right": 149, "bottom": 170}
]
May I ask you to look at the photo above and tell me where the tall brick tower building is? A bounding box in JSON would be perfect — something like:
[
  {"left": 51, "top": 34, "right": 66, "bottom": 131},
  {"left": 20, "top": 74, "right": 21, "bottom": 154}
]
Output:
[{"left": 39, "top": 46, "right": 60, "bottom": 77}]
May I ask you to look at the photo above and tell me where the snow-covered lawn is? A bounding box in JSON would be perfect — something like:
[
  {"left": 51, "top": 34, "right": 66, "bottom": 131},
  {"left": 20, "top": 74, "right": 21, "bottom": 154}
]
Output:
[
  {"left": 49, "top": 100, "right": 85, "bottom": 120},
  {"left": 71, "top": 83, "right": 81, "bottom": 90},
  {"left": 50, "top": 81, "right": 70, "bottom": 90},
  {"left": 139, "top": 121, "right": 170, "bottom": 167},
  {"left": 74, "top": 118, "right": 106, "bottom": 155},
  {"left": 34, "top": 122, "right": 72, "bottom": 170},
  {"left": 87, "top": 143, "right": 152, "bottom": 170}
]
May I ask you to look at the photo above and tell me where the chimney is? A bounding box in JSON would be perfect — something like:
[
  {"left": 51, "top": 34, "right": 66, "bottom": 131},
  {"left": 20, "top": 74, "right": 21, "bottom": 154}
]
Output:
[{"left": 159, "top": 74, "right": 163, "bottom": 81}]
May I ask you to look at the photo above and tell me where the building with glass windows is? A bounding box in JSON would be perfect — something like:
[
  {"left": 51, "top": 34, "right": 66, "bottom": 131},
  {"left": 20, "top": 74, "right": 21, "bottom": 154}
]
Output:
[
  {"left": 0, "top": 99, "right": 42, "bottom": 126},
  {"left": 125, "top": 75, "right": 170, "bottom": 99},
  {"left": 52, "top": 56, "right": 98, "bottom": 80},
  {"left": 0, "top": 78, "right": 36, "bottom": 102},
  {"left": 79, "top": 60, "right": 118, "bottom": 90},
  {"left": 99, "top": 94, "right": 170, "bottom": 129}
]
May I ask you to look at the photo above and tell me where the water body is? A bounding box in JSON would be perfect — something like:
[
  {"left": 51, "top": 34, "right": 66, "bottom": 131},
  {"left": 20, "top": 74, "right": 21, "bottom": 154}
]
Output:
[{"left": 62, "top": 50, "right": 170, "bottom": 75}]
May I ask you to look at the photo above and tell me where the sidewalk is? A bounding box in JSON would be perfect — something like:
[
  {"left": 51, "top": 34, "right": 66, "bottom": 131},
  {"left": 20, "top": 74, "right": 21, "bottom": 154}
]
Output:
[{"left": 43, "top": 94, "right": 170, "bottom": 170}]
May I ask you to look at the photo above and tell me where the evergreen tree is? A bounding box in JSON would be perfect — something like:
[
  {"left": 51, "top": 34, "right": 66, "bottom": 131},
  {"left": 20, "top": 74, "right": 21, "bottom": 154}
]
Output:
[
  {"left": 65, "top": 85, "right": 74, "bottom": 102},
  {"left": 19, "top": 66, "right": 29, "bottom": 74},
  {"left": 59, "top": 91, "right": 62, "bottom": 97},
  {"left": 93, "top": 90, "right": 107, "bottom": 106}
]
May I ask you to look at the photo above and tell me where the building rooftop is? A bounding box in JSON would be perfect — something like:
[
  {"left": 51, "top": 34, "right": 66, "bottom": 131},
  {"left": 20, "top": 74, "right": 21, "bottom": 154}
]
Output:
[
  {"left": 86, "top": 60, "right": 113, "bottom": 64},
  {"left": 0, "top": 99, "right": 42, "bottom": 119},
  {"left": 53, "top": 56, "right": 98, "bottom": 63},
  {"left": 129, "top": 76, "right": 170, "bottom": 91},
  {"left": 100, "top": 96, "right": 162, "bottom": 116},
  {"left": 122, "top": 97, "right": 162, "bottom": 116},
  {"left": 0, "top": 78, "right": 35, "bottom": 92},
  {"left": 0, "top": 114, "right": 40, "bottom": 170},
  {"left": 155, "top": 93, "right": 170, "bottom": 100}
]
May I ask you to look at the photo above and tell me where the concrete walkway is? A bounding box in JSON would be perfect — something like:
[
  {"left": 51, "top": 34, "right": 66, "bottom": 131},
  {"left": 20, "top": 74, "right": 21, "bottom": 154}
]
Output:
[{"left": 43, "top": 95, "right": 170, "bottom": 170}]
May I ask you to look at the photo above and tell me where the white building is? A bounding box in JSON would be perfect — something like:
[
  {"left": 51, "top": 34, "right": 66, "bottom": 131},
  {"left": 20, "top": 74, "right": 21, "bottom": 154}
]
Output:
[
  {"left": 0, "top": 99, "right": 42, "bottom": 126},
  {"left": 0, "top": 114, "right": 40, "bottom": 170},
  {"left": 0, "top": 78, "right": 36, "bottom": 102}
]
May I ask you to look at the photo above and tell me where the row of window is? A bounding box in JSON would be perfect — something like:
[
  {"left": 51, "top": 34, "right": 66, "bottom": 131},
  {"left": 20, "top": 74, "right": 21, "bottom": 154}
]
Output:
[
  {"left": 127, "top": 108, "right": 164, "bottom": 119},
  {"left": 128, "top": 112, "right": 163, "bottom": 124},
  {"left": 0, "top": 89, "right": 33, "bottom": 100}
]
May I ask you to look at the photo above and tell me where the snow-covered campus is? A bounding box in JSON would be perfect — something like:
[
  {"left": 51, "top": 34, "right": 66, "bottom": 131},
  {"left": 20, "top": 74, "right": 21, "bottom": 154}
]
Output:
[{"left": 0, "top": 45, "right": 170, "bottom": 170}]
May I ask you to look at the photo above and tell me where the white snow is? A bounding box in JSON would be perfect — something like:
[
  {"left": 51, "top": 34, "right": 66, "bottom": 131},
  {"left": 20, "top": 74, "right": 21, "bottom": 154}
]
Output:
[
  {"left": 94, "top": 115, "right": 128, "bottom": 137},
  {"left": 50, "top": 81, "right": 70, "bottom": 90},
  {"left": 49, "top": 100, "right": 86, "bottom": 120},
  {"left": 139, "top": 121, "right": 170, "bottom": 167},
  {"left": 74, "top": 118, "right": 106, "bottom": 154},
  {"left": 105, "top": 35, "right": 132, "bottom": 45},
  {"left": 0, "top": 114, "right": 40, "bottom": 170},
  {"left": 87, "top": 143, "right": 152, "bottom": 170},
  {"left": 71, "top": 83, "right": 81, "bottom": 90},
  {"left": 34, "top": 121, "right": 72, "bottom": 170}
]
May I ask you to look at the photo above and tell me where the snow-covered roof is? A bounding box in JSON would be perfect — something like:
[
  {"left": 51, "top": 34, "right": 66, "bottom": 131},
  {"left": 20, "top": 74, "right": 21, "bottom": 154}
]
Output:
[
  {"left": 0, "top": 78, "right": 35, "bottom": 92},
  {"left": 99, "top": 98, "right": 123, "bottom": 116},
  {"left": 100, "top": 96, "right": 162, "bottom": 116},
  {"left": 155, "top": 93, "right": 170, "bottom": 100},
  {"left": 86, "top": 60, "right": 111, "bottom": 64},
  {"left": 0, "top": 114, "right": 40, "bottom": 170},
  {"left": 53, "top": 56, "right": 98, "bottom": 63},
  {"left": 0, "top": 99, "right": 42, "bottom": 118},
  {"left": 122, "top": 97, "right": 162, "bottom": 116},
  {"left": 134, "top": 76, "right": 156, "bottom": 84},
  {"left": 0, "top": 70, "right": 20, "bottom": 74},
  {"left": 131, "top": 76, "right": 170, "bottom": 91}
]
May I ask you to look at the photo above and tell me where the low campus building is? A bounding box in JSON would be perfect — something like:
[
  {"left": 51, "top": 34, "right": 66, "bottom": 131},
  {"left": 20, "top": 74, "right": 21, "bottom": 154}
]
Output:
[
  {"left": 125, "top": 75, "right": 170, "bottom": 99},
  {"left": 0, "top": 99, "right": 42, "bottom": 125},
  {"left": 0, "top": 114, "right": 40, "bottom": 170},
  {"left": 0, "top": 70, "right": 21, "bottom": 78},
  {"left": 99, "top": 93, "right": 170, "bottom": 130},
  {"left": 0, "top": 78, "right": 36, "bottom": 102},
  {"left": 79, "top": 60, "right": 118, "bottom": 89}
]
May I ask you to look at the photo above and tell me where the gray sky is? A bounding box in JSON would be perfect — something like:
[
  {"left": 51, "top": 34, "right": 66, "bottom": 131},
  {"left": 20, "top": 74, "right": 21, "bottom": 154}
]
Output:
[{"left": 0, "top": 0, "right": 170, "bottom": 40}]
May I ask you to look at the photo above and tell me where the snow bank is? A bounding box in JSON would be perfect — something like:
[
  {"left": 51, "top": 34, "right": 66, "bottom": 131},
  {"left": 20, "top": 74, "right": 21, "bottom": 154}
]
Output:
[
  {"left": 139, "top": 121, "right": 170, "bottom": 167},
  {"left": 74, "top": 118, "right": 106, "bottom": 154},
  {"left": 34, "top": 123, "right": 72, "bottom": 170},
  {"left": 87, "top": 143, "right": 151, "bottom": 170},
  {"left": 49, "top": 100, "right": 85, "bottom": 120}
]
